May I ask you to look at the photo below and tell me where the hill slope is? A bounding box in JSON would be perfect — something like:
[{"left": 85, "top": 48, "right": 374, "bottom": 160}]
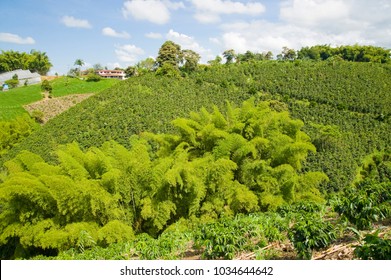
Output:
[{"left": 2, "top": 61, "right": 391, "bottom": 192}]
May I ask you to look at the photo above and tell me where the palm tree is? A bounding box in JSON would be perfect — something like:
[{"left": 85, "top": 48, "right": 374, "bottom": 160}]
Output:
[{"left": 74, "top": 59, "right": 85, "bottom": 76}]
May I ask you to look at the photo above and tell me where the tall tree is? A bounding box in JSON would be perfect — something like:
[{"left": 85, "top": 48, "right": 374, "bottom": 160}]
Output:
[
  {"left": 156, "top": 41, "right": 182, "bottom": 69},
  {"left": 29, "top": 50, "right": 52, "bottom": 75},
  {"left": 74, "top": 58, "right": 85, "bottom": 75},
  {"left": 136, "top": 57, "right": 156, "bottom": 73},
  {"left": 281, "top": 47, "right": 296, "bottom": 61},
  {"left": 182, "top": 49, "right": 201, "bottom": 71},
  {"left": 208, "top": 55, "right": 222, "bottom": 66},
  {"left": 222, "top": 49, "right": 236, "bottom": 64}
]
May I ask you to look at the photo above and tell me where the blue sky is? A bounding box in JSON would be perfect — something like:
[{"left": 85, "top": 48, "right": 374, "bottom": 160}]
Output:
[{"left": 1, "top": 0, "right": 390, "bottom": 75}]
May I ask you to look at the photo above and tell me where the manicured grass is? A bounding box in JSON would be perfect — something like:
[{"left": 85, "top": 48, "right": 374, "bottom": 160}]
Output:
[
  {"left": 50, "top": 77, "right": 120, "bottom": 97},
  {"left": 0, "top": 84, "right": 42, "bottom": 120},
  {"left": 0, "top": 77, "right": 120, "bottom": 120}
]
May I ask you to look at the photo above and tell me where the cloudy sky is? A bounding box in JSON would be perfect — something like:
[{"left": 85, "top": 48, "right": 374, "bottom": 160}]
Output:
[{"left": 1, "top": 0, "right": 390, "bottom": 74}]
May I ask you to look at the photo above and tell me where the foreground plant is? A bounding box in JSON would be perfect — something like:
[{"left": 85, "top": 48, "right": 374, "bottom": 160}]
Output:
[{"left": 0, "top": 98, "right": 326, "bottom": 258}]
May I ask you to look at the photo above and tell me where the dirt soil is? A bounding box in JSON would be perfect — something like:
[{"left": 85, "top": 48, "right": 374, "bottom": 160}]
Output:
[{"left": 24, "top": 93, "right": 94, "bottom": 123}]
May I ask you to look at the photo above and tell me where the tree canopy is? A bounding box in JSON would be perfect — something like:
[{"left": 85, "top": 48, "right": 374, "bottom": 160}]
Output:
[
  {"left": 0, "top": 50, "right": 52, "bottom": 75},
  {"left": 0, "top": 98, "right": 327, "bottom": 258}
]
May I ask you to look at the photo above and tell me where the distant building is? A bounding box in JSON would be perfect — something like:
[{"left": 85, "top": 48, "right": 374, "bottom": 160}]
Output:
[
  {"left": 2, "top": 83, "right": 9, "bottom": 91},
  {"left": 96, "top": 69, "right": 126, "bottom": 80},
  {"left": 0, "top": 69, "right": 41, "bottom": 87}
]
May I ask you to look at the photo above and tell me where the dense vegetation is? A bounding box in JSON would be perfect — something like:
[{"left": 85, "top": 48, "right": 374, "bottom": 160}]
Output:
[
  {"left": 3, "top": 61, "right": 390, "bottom": 192},
  {"left": 0, "top": 115, "right": 38, "bottom": 156},
  {"left": 0, "top": 45, "right": 390, "bottom": 259},
  {"left": 0, "top": 50, "right": 52, "bottom": 75}
]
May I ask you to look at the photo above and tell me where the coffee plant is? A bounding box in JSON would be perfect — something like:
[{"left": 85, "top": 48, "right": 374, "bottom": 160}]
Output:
[
  {"left": 354, "top": 231, "right": 391, "bottom": 260},
  {"left": 288, "top": 213, "right": 337, "bottom": 259}
]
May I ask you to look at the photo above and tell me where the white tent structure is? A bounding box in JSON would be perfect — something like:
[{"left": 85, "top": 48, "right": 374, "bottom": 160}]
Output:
[{"left": 0, "top": 69, "right": 41, "bottom": 87}]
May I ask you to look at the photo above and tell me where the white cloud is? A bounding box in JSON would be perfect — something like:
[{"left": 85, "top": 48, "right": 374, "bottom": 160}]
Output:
[
  {"left": 107, "top": 62, "right": 123, "bottom": 69},
  {"left": 145, "top": 32, "right": 163, "bottom": 39},
  {"left": 212, "top": 0, "right": 391, "bottom": 57},
  {"left": 115, "top": 44, "right": 145, "bottom": 63},
  {"left": 280, "top": 0, "right": 350, "bottom": 28},
  {"left": 102, "top": 27, "right": 130, "bottom": 39},
  {"left": 166, "top": 29, "right": 214, "bottom": 63},
  {"left": 191, "top": 0, "right": 266, "bottom": 23},
  {"left": 122, "top": 0, "right": 184, "bottom": 24},
  {"left": 218, "top": 19, "right": 378, "bottom": 58},
  {"left": 61, "top": 16, "right": 92, "bottom": 28},
  {"left": 166, "top": 29, "right": 205, "bottom": 53},
  {"left": 0, "top": 32, "right": 35, "bottom": 44}
]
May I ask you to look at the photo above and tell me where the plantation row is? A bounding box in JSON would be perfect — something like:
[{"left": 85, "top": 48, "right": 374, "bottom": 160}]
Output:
[
  {"left": 1, "top": 99, "right": 390, "bottom": 259},
  {"left": 2, "top": 61, "right": 391, "bottom": 192}
]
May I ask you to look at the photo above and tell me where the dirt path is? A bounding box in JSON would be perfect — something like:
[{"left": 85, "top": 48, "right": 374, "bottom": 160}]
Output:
[{"left": 24, "top": 93, "right": 94, "bottom": 124}]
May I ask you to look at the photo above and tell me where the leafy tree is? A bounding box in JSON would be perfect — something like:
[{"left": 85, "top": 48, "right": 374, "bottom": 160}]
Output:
[
  {"left": 0, "top": 50, "right": 52, "bottom": 74},
  {"left": 297, "top": 45, "right": 391, "bottom": 63},
  {"left": 124, "top": 66, "right": 137, "bottom": 77},
  {"left": 93, "top": 63, "right": 103, "bottom": 70},
  {"left": 182, "top": 49, "right": 201, "bottom": 72},
  {"left": 264, "top": 51, "right": 273, "bottom": 60},
  {"left": 223, "top": 49, "right": 236, "bottom": 64},
  {"left": 29, "top": 50, "right": 52, "bottom": 75},
  {"left": 156, "top": 41, "right": 183, "bottom": 69},
  {"left": 281, "top": 47, "right": 296, "bottom": 61},
  {"left": 208, "top": 56, "right": 222, "bottom": 66},
  {"left": 0, "top": 50, "right": 29, "bottom": 72},
  {"left": 136, "top": 57, "right": 156, "bottom": 73}
]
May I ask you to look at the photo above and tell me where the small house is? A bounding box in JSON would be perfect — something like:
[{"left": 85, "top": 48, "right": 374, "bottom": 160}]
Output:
[{"left": 96, "top": 69, "right": 126, "bottom": 80}]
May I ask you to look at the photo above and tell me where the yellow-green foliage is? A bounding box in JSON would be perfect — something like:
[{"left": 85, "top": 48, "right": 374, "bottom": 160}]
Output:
[
  {"left": 0, "top": 115, "right": 38, "bottom": 156},
  {"left": 0, "top": 145, "right": 135, "bottom": 258},
  {"left": 0, "top": 98, "right": 326, "bottom": 258},
  {"left": 145, "top": 98, "right": 326, "bottom": 212}
]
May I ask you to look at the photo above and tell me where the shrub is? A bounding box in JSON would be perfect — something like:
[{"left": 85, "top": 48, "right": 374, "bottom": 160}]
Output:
[
  {"left": 288, "top": 213, "right": 337, "bottom": 259},
  {"left": 0, "top": 115, "right": 38, "bottom": 155},
  {"left": 354, "top": 231, "right": 391, "bottom": 260},
  {"left": 194, "top": 215, "right": 270, "bottom": 259},
  {"left": 333, "top": 180, "right": 391, "bottom": 230},
  {"left": 31, "top": 110, "right": 45, "bottom": 124},
  {"left": 41, "top": 80, "right": 52, "bottom": 93},
  {"left": 5, "top": 78, "right": 18, "bottom": 89},
  {"left": 86, "top": 73, "right": 102, "bottom": 82}
]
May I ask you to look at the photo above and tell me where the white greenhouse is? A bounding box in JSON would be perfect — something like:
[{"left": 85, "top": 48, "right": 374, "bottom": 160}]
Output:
[{"left": 0, "top": 69, "right": 41, "bottom": 87}]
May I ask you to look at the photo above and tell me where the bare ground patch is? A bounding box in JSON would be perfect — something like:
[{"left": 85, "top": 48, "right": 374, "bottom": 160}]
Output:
[{"left": 24, "top": 93, "right": 94, "bottom": 124}]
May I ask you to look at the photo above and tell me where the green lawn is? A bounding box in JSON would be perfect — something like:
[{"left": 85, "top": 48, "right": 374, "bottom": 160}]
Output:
[
  {"left": 50, "top": 77, "right": 120, "bottom": 97},
  {"left": 0, "top": 77, "right": 120, "bottom": 120},
  {"left": 0, "top": 84, "right": 42, "bottom": 120}
]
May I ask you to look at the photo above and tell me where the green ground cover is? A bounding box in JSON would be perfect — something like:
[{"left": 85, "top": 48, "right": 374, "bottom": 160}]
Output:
[{"left": 0, "top": 77, "right": 119, "bottom": 120}]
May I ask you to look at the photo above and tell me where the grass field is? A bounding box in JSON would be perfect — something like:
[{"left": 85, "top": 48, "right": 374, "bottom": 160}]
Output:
[
  {"left": 50, "top": 76, "right": 120, "bottom": 97},
  {"left": 0, "top": 77, "right": 120, "bottom": 120},
  {"left": 0, "top": 84, "right": 42, "bottom": 120}
]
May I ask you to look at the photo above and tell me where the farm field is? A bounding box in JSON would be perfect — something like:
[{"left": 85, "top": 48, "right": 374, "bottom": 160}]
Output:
[
  {"left": 0, "top": 60, "right": 390, "bottom": 260},
  {"left": 0, "top": 76, "right": 119, "bottom": 120}
]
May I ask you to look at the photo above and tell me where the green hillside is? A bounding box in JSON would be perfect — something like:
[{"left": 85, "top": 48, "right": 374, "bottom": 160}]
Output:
[
  {"left": 0, "top": 77, "right": 119, "bottom": 120},
  {"left": 1, "top": 60, "right": 390, "bottom": 260},
  {"left": 2, "top": 61, "right": 391, "bottom": 191}
]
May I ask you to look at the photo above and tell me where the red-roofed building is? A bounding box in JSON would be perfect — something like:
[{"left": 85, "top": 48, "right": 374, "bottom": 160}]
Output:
[{"left": 96, "top": 69, "right": 126, "bottom": 80}]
